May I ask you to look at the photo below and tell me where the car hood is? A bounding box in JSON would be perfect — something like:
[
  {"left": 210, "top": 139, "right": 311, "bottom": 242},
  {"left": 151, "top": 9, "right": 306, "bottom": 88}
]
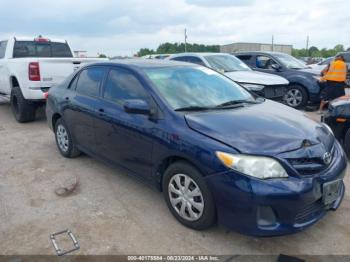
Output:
[
  {"left": 225, "top": 70, "right": 289, "bottom": 85},
  {"left": 185, "top": 100, "right": 334, "bottom": 155},
  {"left": 296, "top": 68, "right": 320, "bottom": 76}
]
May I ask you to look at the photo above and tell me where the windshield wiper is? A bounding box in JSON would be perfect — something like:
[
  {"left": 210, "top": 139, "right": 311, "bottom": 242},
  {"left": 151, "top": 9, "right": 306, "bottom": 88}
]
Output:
[
  {"left": 215, "top": 99, "right": 258, "bottom": 108},
  {"left": 174, "top": 106, "right": 215, "bottom": 112}
]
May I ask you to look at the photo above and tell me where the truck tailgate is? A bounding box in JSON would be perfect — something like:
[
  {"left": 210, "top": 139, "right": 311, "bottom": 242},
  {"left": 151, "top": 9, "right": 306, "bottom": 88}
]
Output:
[{"left": 37, "top": 58, "right": 104, "bottom": 86}]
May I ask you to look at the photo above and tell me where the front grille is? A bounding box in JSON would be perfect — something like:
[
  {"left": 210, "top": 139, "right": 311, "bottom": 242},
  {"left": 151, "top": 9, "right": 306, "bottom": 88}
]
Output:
[
  {"left": 287, "top": 144, "right": 335, "bottom": 176},
  {"left": 264, "top": 85, "right": 287, "bottom": 98},
  {"left": 295, "top": 199, "right": 325, "bottom": 224}
]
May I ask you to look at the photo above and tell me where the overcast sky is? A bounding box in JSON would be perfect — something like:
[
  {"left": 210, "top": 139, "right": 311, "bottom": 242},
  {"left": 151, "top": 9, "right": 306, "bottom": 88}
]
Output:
[{"left": 0, "top": 0, "right": 348, "bottom": 56}]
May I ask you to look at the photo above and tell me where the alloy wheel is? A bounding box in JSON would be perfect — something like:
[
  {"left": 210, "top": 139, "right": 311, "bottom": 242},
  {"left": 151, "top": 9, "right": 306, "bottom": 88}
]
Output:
[
  {"left": 56, "top": 124, "right": 69, "bottom": 152},
  {"left": 168, "top": 173, "right": 204, "bottom": 221},
  {"left": 284, "top": 88, "right": 303, "bottom": 107}
]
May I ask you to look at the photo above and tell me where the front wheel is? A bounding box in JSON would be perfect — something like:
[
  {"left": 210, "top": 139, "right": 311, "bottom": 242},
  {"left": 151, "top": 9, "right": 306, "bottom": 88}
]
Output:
[
  {"left": 283, "top": 85, "right": 308, "bottom": 109},
  {"left": 162, "top": 161, "right": 216, "bottom": 230}
]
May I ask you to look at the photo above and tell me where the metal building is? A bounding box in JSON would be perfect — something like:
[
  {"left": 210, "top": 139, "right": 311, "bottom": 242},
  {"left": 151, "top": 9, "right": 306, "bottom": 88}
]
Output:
[{"left": 220, "top": 42, "right": 293, "bottom": 55}]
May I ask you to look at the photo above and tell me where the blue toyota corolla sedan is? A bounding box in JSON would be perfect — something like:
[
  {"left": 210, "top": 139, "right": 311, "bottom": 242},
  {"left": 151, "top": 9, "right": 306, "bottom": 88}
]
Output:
[{"left": 46, "top": 59, "right": 347, "bottom": 236}]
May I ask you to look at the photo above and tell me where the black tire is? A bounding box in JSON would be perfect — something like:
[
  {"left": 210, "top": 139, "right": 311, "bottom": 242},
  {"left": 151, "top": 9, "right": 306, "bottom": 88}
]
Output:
[
  {"left": 344, "top": 128, "right": 350, "bottom": 157},
  {"left": 284, "top": 84, "right": 308, "bottom": 109},
  {"left": 54, "top": 118, "right": 81, "bottom": 158},
  {"left": 10, "top": 86, "right": 37, "bottom": 123},
  {"left": 162, "top": 161, "right": 216, "bottom": 230}
]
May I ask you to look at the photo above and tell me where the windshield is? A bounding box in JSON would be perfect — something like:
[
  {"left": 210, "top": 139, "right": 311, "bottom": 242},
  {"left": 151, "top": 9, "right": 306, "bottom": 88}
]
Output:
[
  {"left": 13, "top": 41, "right": 73, "bottom": 58},
  {"left": 274, "top": 53, "right": 307, "bottom": 69},
  {"left": 205, "top": 55, "right": 251, "bottom": 72},
  {"left": 144, "top": 66, "right": 254, "bottom": 110}
]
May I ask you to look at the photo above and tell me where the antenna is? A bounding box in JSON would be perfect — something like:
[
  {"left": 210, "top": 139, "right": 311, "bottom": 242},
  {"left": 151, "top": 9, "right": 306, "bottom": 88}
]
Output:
[
  {"left": 306, "top": 35, "right": 309, "bottom": 56},
  {"left": 184, "top": 28, "right": 188, "bottom": 52}
]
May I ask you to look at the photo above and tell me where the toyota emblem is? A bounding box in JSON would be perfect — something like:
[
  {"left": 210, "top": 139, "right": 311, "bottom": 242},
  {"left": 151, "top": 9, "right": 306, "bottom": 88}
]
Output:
[{"left": 323, "top": 152, "right": 332, "bottom": 165}]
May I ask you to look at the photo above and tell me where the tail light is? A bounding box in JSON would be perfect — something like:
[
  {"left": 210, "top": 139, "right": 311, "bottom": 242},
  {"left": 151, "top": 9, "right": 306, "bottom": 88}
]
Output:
[
  {"left": 44, "top": 92, "right": 49, "bottom": 100},
  {"left": 29, "top": 62, "right": 40, "bottom": 81}
]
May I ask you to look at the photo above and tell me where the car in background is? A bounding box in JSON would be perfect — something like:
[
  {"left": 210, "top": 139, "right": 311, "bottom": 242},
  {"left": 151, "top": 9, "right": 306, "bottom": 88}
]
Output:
[
  {"left": 308, "top": 57, "right": 334, "bottom": 75},
  {"left": 167, "top": 53, "right": 289, "bottom": 101},
  {"left": 0, "top": 36, "right": 106, "bottom": 122},
  {"left": 46, "top": 59, "right": 346, "bottom": 236},
  {"left": 323, "top": 95, "right": 350, "bottom": 155},
  {"left": 142, "top": 54, "right": 170, "bottom": 59},
  {"left": 236, "top": 51, "right": 322, "bottom": 109}
]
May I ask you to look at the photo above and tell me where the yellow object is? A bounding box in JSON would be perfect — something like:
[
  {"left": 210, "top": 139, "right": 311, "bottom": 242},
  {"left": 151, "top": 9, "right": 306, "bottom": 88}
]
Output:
[
  {"left": 216, "top": 152, "right": 234, "bottom": 167},
  {"left": 336, "top": 118, "right": 347, "bottom": 123},
  {"left": 322, "top": 60, "right": 347, "bottom": 82}
]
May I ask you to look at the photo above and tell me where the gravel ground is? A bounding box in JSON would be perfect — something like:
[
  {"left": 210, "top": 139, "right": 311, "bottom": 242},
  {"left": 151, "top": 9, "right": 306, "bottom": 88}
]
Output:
[{"left": 0, "top": 100, "right": 349, "bottom": 257}]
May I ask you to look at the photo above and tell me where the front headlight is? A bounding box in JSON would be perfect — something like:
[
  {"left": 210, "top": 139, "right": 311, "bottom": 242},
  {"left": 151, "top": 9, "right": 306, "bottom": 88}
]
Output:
[
  {"left": 313, "top": 76, "right": 322, "bottom": 81},
  {"left": 240, "top": 83, "right": 265, "bottom": 91},
  {"left": 216, "top": 152, "right": 288, "bottom": 179}
]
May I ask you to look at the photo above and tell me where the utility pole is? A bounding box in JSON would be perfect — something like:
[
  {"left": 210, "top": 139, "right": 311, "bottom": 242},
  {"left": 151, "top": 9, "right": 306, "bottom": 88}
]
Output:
[
  {"left": 271, "top": 35, "right": 274, "bottom": 52},
  {"left": 306, "top": 35, "right": 309, "bottom": 56},
  {"left": 184, "top": 28, "right": 188, "bottom": 52}
]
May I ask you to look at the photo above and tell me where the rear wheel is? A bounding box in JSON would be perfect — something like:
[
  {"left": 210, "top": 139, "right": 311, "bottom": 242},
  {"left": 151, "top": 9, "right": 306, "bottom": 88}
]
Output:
[
  {"left": 10, "top": 86, "right": 37, "bottom": 123},
  {"left": 284, "top": 85, "right": 308, "bottom": 109},
  {"left": 162, "top": 161, "right": 216, "bottom": 230},
  {"left": 54, "top": 118, "right": 80, "bottom": 158}
]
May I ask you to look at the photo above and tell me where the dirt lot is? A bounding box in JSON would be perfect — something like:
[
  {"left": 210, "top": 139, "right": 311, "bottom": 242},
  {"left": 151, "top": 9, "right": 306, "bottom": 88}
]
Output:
[{"left": 0, "top": 99, "right": 350, "bottom": 257}]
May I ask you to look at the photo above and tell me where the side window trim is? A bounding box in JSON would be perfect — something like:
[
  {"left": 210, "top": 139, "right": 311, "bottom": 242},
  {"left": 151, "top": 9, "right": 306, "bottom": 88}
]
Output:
[{"left": 68, "top": 73, "right": 80, "bottom": 90}]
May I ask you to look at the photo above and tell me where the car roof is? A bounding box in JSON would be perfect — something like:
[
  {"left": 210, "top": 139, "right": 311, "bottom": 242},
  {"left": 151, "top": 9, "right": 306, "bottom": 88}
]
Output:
[
  {"left": 84, "top": 58, "right": 195, "bottom": 69},
  {"left": 235, "top": 51, "right": 287, "bottom": 56},
  {"left": 169, "top": 52, "right": 231, "bottom": 58}
]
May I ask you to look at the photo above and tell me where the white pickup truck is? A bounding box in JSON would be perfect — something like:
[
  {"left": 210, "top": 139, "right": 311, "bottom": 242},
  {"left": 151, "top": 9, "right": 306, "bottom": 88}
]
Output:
[{"left": 0, "top": 36, "right": 106, "bottom": 122}]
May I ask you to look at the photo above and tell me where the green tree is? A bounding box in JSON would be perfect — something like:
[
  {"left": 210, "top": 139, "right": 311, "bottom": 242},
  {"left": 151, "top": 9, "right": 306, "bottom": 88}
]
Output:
[
  {"left": 136, "top": 42, "right": 220, "bottom": 56},
  {"left": 137, "top": 48, "right": 155, "bottom": 57},
  {"left": 98, "top": 54, "right": 107, "bottom": 58},
  {"left": 334, "top": 44, "right": 345, "bottom": 53},
  {"left": 308, "top": 46, "right": 319, "bottom": 57}
]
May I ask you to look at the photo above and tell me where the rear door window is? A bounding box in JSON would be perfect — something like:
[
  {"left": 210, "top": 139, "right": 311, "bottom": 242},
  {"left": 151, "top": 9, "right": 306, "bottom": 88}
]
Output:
[
  {"left": 236, "top": 55, "right": 252, "bottom": 64},
  {"left": 76, "top": 67, "right": 106, "bottom": 97},
  {"left": 13, "top": 41, "right": 73, "bottom": 58}
]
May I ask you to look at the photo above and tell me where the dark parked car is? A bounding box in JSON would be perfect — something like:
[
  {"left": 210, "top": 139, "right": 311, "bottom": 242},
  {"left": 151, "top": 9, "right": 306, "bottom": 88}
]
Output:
[
  {"left": 46, "top": 60, "right": 346, "bottom": 236},
  {"left": 323, "top": 95, "right": 350, "bottom": 155},
  {"left": 167, "top": 53, "right": 289, "bottom": 101},
  {"left": 236, "top": 51, "right": 321, "bottom": 109}
]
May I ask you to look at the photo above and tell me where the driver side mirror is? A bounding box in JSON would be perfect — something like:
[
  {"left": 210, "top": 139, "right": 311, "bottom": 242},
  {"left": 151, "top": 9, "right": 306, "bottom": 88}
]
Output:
[
  {"left": 271, "top": 63, "right": 282, "bottom": 71},
  {"left": 124, "top": 99, "right": 151, "bottom": 115}
]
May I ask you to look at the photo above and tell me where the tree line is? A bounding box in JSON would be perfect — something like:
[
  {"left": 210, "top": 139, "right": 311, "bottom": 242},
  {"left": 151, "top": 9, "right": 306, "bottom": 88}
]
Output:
[
  {"left": 137, "top": 42, "right": 219, "bottom": 56},
  {"left": 291, "top": 44, "right": 349, "bottom": 58},
  {"left": 137, "top": 42, "right": 350, "bottom": 58}
]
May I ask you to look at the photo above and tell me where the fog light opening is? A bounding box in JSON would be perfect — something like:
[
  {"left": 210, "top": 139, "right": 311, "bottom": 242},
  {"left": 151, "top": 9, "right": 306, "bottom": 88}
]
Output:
[{"left": 257, "top": 206, "right": 277, "bottom": 227}]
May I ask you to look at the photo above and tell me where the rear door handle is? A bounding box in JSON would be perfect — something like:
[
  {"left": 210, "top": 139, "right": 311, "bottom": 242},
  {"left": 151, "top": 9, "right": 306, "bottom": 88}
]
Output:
[{"left": 98, "top": 108, "right": 105, "bottom": 116}]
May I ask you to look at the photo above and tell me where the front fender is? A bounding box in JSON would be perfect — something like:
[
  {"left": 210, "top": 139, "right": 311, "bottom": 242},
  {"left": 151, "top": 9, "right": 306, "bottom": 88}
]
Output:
[{"left": 288, "top": 74, "right": 320, "bottom": 95}]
